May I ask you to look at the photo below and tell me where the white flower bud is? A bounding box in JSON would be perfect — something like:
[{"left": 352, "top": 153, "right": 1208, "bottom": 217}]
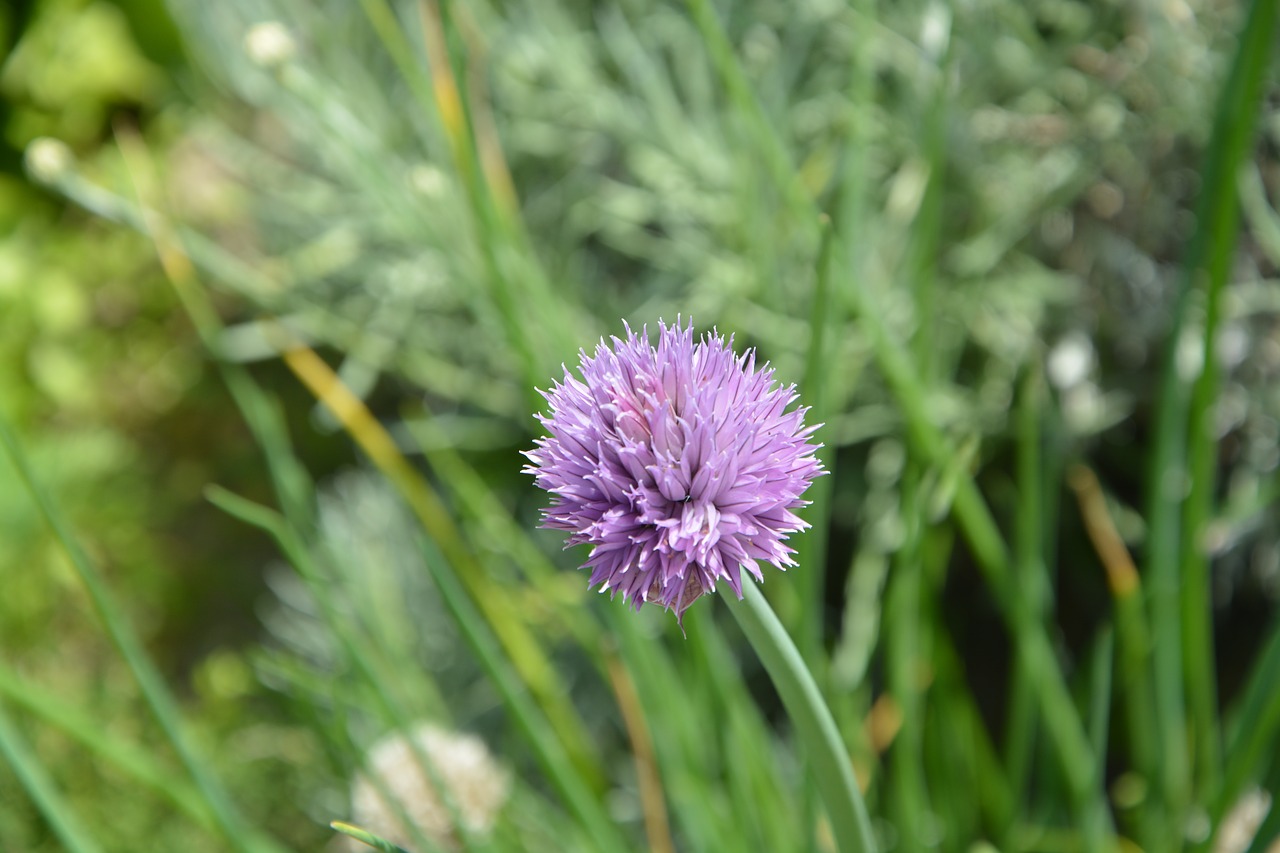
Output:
[
  {"left": 244, "top": 22, "right": 297, "bottom": 69},
  {"left": 347, "top": 724, "right": 510, "bottom": 852},
  {"left": 25, "top": 138, "right": 74, "bottom": 183}
]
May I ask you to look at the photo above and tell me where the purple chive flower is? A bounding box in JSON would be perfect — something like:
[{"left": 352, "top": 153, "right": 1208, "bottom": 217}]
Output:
[{"left": 524, "top": 320, "right": 824, "bottom": 621}]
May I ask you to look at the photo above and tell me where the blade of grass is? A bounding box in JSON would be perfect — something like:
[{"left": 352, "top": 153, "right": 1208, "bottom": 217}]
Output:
[
  {"left": 661, "top": 10, "right": 1109, "bottom": 829},
  {"left": 914, "top": 518, "right": 1017, "bottom": 841},
  {"left": 928, "top": 614, "right": 1017, "bottom": 840},
  {"left": 1069, "top": 465, "right": 1163, "bottom": 850},
  {"left": 331, "top": 821, "right": 414, "bottom": 853},
  {"left": 717, "top": 698, "right": 786, "bottom": 852},
  {"left": 414, "top": 0, "right": 569, "bottom": 392},
  {"left": 111, "top": 123, "right": 315, "bottom": 529},
  {"left": 112, "top": 122, "right": 474, "bottom": 853},
  {"left": 0, "top": 415, "right": 284, "bottom": 853},
  {"left": 440, "top": 1, "right": 586, "bottom": 364},
  {"left": 0, "top": 664, "right": 215, "bottom": 832},
  {"left": 271, "top": 0, "right": 571, "bottom": 411},
  {"left": 109, "top": 126, "right": 604, "bottom": 795},
  {"left": 276, "top": 341, "right": 602, "bottom": 792},
  {"left": 113, "top": 128, "right": 532, "bottom": 852},
  {"left": 687, "top": 612, "right": 805, "bottom": 852},
  {"left": 404, "top": 416, "right": 600, "bottom": 645},
  {"left": 885, "top": 467, "right": 934, "bottom": 853},
  {"left": 907, "top": 4, "right": 951, "bottom": 383},
  {"left": 925, "top": 630, "right": 995, "bottom": 843},
  {"left": 422, "top": 538, "right": 633, "bottom": 853},
  {"left": 414, "top": 0, "right": 546, "bottom": 383},
  {"left": 1176, "top": 0, "right": 1279, "bottom": 804},
  {"left": 604, "top": 650, "right": 676, "bottom": 853},
  {"left": 795, "top": 215, "right": 838, "bottom": 663},
  {"left": 0, "top": 698, "right": 104, "bottom": 853},
  {"left": 204, "top": 485, "right": 476, "bottom": 853},
  {"left": 844, "top": 266, "right": 1111, "bottom": 837},
  {"left": 681, "top": 0, "right": 816, "bottom": 224},
  {"left": 1085, "top": 628, "right": 1116, "bottom": 853},
  {"left": 1005, "top": 368, "right": 1050, "bottom": 808},
  {"left": 609, "top": 614, "right": 732, "bottom": 853},
  {"left": 1202, "top": 615, "right": 1280, "bottom": 852},
  {"left": 115, "top": 126, "right": 499, "bottom": 853},
  {"left": 794, "top": 0, "right": 878, "bottom": 661}
]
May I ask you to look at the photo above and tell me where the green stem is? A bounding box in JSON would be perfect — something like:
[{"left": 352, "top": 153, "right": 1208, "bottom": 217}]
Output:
[
  {"left": 795, "top": 216, "right": 838, "bottom": 664},
  {"left": 0, "top": 415, "right": 283, "bottom": 853},
  {"left": 1177, "top": 0, "right": 1278, "bottom": 802},
  {"left": 845, "top": 268, "right": 1110, "bottom": 836},
  {"left": 683, "top": 0, "right": 816, "bottom": 225},
  {"left": 425, "top": 545, "right": 631, "bottom": 853},
  {"left": 0, "top": 699, "right": 103, "bottom": 853},
  {"left": 205, "top": 487, "right": 470, "bottom": 853},
  {"left": 720, "top": 583, "right": 878, "bottom": 853},
  {"left": 0, "top": 664, "right": 215, "bottom": 832},
  {"left": 886, "top": 468, "right": 932, "bottom": 853},
  {"left": 1200, "top": 614, "right": 1280, "bottom": 852},
  {"left": 1005, "top": 369, "right": 1046, "bottom": 803}
]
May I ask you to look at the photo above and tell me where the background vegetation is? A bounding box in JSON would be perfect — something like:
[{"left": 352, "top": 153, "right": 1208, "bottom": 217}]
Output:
[{"left": 1, "top": 0, "right": 1279, "bottom": 851}]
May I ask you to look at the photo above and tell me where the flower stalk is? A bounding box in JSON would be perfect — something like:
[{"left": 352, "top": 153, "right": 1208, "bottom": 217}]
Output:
[{"left": 720, "top": 582, "right": 878, "bottom": 853}]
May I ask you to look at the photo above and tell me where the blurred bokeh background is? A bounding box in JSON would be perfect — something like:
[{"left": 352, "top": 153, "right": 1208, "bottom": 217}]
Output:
[{"left": 2, "top": 0, "right": 1279, "bottom": 851}]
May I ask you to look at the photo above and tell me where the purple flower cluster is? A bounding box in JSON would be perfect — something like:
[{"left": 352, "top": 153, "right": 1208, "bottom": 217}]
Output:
[{"left": 524, "top": 320, "right": 824, "bottom": 621}]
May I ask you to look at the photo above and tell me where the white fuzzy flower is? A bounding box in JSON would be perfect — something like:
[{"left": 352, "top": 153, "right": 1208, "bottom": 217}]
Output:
[
  {"left": 244, "top": 22, "right": 297, "bottom": 68},
  {"left": 347, "top": 724, "right": 510, "bottom": 852}
]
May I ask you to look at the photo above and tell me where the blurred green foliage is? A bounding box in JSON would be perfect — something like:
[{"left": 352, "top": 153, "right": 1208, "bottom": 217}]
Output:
[
  {"left": 0, "top": 3, "right": 318, "bottom": 848},
  {"left": 2, "top": 0, "right": 1279, "bottom": 851}
]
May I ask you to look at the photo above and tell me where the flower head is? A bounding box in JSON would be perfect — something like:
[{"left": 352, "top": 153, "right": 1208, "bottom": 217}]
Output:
[
  {"left": 347, "top": 724, "right": 510, "bottom": 852},
  {"left": 524, "top": 319, "right": 824, "bottom": 621}
]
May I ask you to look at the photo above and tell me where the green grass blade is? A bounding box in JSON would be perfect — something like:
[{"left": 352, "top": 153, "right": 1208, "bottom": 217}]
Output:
[
  {"left": 1176, "top": 0, "right": 1279, "bottom": 802},
  {"left": 929, "top": 623, "right": 1016, "bottom": 841},
  {"left": 422, "top": 541, "right": 632, "bottom": 853},
  {"left": 1204, "top": 616, "right": 1280, "bottom": 851},
  {"left": 0, "top": 698, "right": 104, "bottom": 853},
  {"left": 906, "top": 9, "right": 951, "bottom": 382},
  {"left": 1068, "top": 463, "right": 1164, "bottom": 849},
  {"left": 689, "top": 613, "right": 805, "bottom": 851},
  {"left": 407, "top": 419, "right": 603, "bottom": 650},
  {"left": 1005, "top": 369, "right": 1048, "bottom": 804},
  {"left": 331, "top": 820, "right": 414, "bottom": 853},
  {"left": 0, "top": 664, "right": 215, "bottom": 832},
  {"left": 843, "top": 270, "right": 1109, "bottom": 833},
  {"left": 205, "top": 485, "right": 489, "bottom": 853},
  {"left": 885, "top": 469, "right": 934, "bottom": 853},
  {"left": 1085, "top": 628, "right": 1115, "bottom": 852},
  {"left": 795, "top": 216, "right": 837, "bottom": 663},
  {"left": 682, "top": 0, "right": 814, "bottom": 223},
  {"left": 0, "top": 414, "right": 283, "bottom": 853},
  {"left": 611, "top": 614, "right": 729, "bottom": 853},
  {"left": 1240, "top": 755, "right": 1280, "bottom": 853},
  {"left": 357, "top": 0, "right": 566, "bottom": 401}
]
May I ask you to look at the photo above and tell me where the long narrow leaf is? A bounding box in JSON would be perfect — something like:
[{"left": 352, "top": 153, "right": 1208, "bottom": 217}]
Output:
[
  {"left": 0, "top": 664, "right": 215, "bottom": 832},
  {"left": 1144, "top": 0, "right": 1279, "bottom": 814},
  {"left": 0, "top": 415, "right": 283, "bottom": 853},
  {"left": 0, "top": 699, "right": 104, "bottom": 853}
]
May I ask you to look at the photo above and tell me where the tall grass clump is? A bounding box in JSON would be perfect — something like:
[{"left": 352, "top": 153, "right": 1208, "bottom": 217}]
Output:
[{"left": 3, "top": 0, "right": 1280, "bottom": 851}]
